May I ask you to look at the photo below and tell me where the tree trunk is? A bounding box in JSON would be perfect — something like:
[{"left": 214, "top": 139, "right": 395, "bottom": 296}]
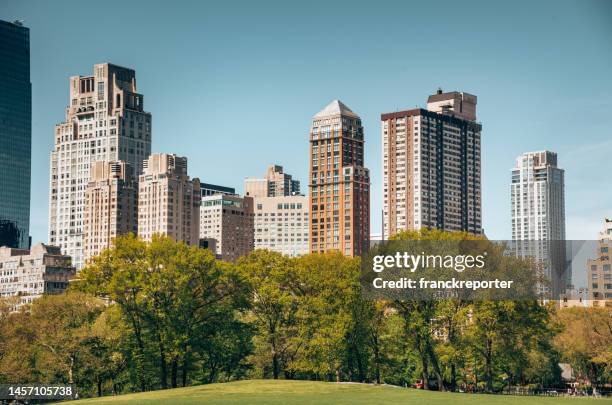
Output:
[
  {"left": 127, "top": 303, "right": 147, "bottom": 392},
  {"left": 374, "top": 345, "right": 381, "bottom": 385},
  {"left": 355, "top": 347, "right": 365, "bottom": 382},
  {"left": 97, "top": 378, "right": 102, "bottom": 397},
  {"left": 181, "top": 352, "right": 189, "bottom": 387},
  {"left": 157, "top": 333, "right": 168, "bottom": 389},
  {"left": 421, "top": 351, "right": 429, "bottom": 390},
  {"left": 271, "top": 341, "right": 280, "bottom": 379},
  {"left": 171, "top": 357, "right": 178, "bottom": 388},
  {"left": 426, "top": 341, "right": 445, "bottom": 391},
  {"left": 485, "top": 339, "right": 493, "bottom": 393},
  {"left": 68, "top": 355, "right": 74, "bottom": 384}
]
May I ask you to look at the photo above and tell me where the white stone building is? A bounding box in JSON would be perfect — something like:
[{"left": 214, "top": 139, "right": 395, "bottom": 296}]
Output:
[
  {"left": 49, "top": 63, "right": 152, "bottom": 268},
  {"left": 253, "top": 195, "right": 309, "bottom": 257},
  {"left": 0, "top": 243, "right": 75, "bottom": 309}
]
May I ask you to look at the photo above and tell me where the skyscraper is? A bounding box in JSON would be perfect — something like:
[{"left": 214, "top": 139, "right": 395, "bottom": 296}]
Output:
[
  {"left": 244, "top": 165, "right": 300, "bottom": 198},
  {"left": 511, "top": 150, "right": 566, "bottom": 296},
  {"left": 381, "top": 90, "right": 482, "bottom": 238},
  {"left": 0, "top": 20, "right": 31, "bottom": 249},
  {"left": 138, "top": 154, "right": 200, "bottom": 245},
  {"left": 309, "top": 100, "right": 370, "bottom": 256},
  {"left": 83, "top": 161, "right": 138, "bottom": 262},
  {"left": 49, "top": 63, "right": 152, "bottom": 268}
]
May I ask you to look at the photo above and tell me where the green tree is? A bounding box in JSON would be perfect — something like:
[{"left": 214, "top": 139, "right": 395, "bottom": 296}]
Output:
[
  {"left": 388, "top": 228, "right": 485, "bottom": 391},
  {"left": 30, "top": 292, "right": 105, "bottom": 385},
  {"left": 292, "top": 252, "right": 360, "bottom": 382},
  {"left": 75, "top": 234, "right": 252, "bottom": 390},
  {"left": 237, "top": 249, "right": 298, "bottom": 379},
  {"left": 0, "top": 298, "right": 37, "bottom": 384}
]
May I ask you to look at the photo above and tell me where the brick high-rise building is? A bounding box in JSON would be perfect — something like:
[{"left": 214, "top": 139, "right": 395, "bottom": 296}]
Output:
[
  {"left": 309, "top": 100, "right": 370, "bottom": 256},
  {"left": 0, "top": 20, "right": 31, "bottom": 249},
  {"left": 381, "top": 90, "right": 482, "bottom": 237},
  {"left": 244, "top": 164, "right": 300, "bottom": 198},
  {"left": 83, "top": 161, "right": 137, "bottom": 262},
  {"left": 49, "top": 63, "right": 152, "bottom": 268},
  {"left": 138, "top": 154, "right": 200, "bottom": 245}
]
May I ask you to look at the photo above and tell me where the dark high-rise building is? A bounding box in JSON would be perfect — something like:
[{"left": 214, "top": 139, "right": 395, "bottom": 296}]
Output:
[{"left": 0, "top": 20, "right": 31, "bottom": 249}]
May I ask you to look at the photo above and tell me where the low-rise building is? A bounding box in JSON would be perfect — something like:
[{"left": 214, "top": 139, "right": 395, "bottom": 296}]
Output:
[
  {"left": 253, "top": 195, "right": 309, "bottom": 257},
  {"left": 587, "top": 219, "right": 612, "bottom": 307},
  {"left": 245, "top": 165, "right": 300, "bottom": 198},
  {"left": 200, "top": 182, "right": 236, "bottom": 197},
  {"left": 0, "top": 243, "right": 76, "bottom": 309},
  {"left": 200, "top": 194, "right": 254, "bottom": 261}
]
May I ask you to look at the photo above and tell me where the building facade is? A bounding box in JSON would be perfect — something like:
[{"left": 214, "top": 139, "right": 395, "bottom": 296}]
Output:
[
  {"left": 381, "top": 90, "right": 482, "bottom": 238},
  {"left": 83, "top": 161, "right": 137, "bottom": 262},
  {"left": 309, "top": 100, "right": 370, "bottom": 256},
  {"left": 49, "top": 63, "right": 152, "bottom": 268},
  {"left": 253, "top": 195, "right": 309, "bottom": 256},
  {"left": 245, "top": 165, "right": 300, "bottom": 198},
  {"left": 511, "top": 150, "right": 566, "bottom": 297},
  {"left": 587, "top": 218, "right": 612, "bottom": 307},
  {"left": 200, "top": 194, "right": 254, "bottom": 261},
  {"left": 0, "top": 243, "right": 75, "bottom": 309},
  {"left": 138, "top": 154, "right": 200, "bottom": 245},
  {"left": 0, "top": 20, "right": 31, "bottom": 249}
]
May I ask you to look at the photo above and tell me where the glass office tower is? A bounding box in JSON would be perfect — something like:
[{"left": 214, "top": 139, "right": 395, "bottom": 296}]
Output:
[{"left": 0, "top": 20, "right": 31, "bottom": 248}]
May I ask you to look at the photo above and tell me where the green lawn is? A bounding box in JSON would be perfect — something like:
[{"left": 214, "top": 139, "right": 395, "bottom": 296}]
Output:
[{"left": 62, "top": 380, "right": 610, "bottom": 405}]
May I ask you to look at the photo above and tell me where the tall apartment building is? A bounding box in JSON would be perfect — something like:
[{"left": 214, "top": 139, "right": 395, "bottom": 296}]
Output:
[
  {"left": 309, "top": 100, "right": 370, "bottom": 256},
  {"left": 245, "top": 165, "right": 300, "bottom": 197},
  {"left": 587, "top": 218, "right": 612, "bottom": 307},
  {"left": 0, "top": 243, "right": 76, "bottom": 309},
  {"left": 138, "top": 154, "right": 200, "bottom": 245},
  {"left": 511, "top": 150, "right": 566, "bottom": 297},
  {"left": 381, "top": 90, "right": 482, "bottom": 238},
  {"left": 253, "top": 195, "right": 309, "bottom": 257},
  {"left": 83, "top": 161, "right": 137, "bottom": 262},
  {"left": 0, "top": 20, "right": 31, "bottom": 249},
  {"left": 200, "top": 194, "right": 254, "bottom": 262},
  {"left": 49, "top": 63, "right": 152, "bottom": 268}
]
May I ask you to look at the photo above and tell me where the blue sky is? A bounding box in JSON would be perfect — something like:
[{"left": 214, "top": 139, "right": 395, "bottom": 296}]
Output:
[{"left": 2, "top": 0, "right": 611, "bottom": 244}]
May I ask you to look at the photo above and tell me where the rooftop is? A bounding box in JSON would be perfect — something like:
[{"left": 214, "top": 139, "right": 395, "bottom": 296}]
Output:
[{"left": 313, "top": 100, "right": 359, "bottom": 119}]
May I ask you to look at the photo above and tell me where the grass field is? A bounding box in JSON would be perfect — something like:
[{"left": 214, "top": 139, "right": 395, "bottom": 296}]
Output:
[{"left": 61, "top": 380, "right": 610, "bottom": 405}]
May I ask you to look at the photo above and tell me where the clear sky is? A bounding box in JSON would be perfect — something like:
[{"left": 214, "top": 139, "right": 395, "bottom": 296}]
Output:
[{"left": 2, "top": 0, "right": 611, "bottom": 244}]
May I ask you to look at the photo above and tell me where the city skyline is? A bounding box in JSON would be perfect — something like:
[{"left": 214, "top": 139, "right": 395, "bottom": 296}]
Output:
[{"left": 1, "top": 0, "right": 611, "bottom": 245}]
